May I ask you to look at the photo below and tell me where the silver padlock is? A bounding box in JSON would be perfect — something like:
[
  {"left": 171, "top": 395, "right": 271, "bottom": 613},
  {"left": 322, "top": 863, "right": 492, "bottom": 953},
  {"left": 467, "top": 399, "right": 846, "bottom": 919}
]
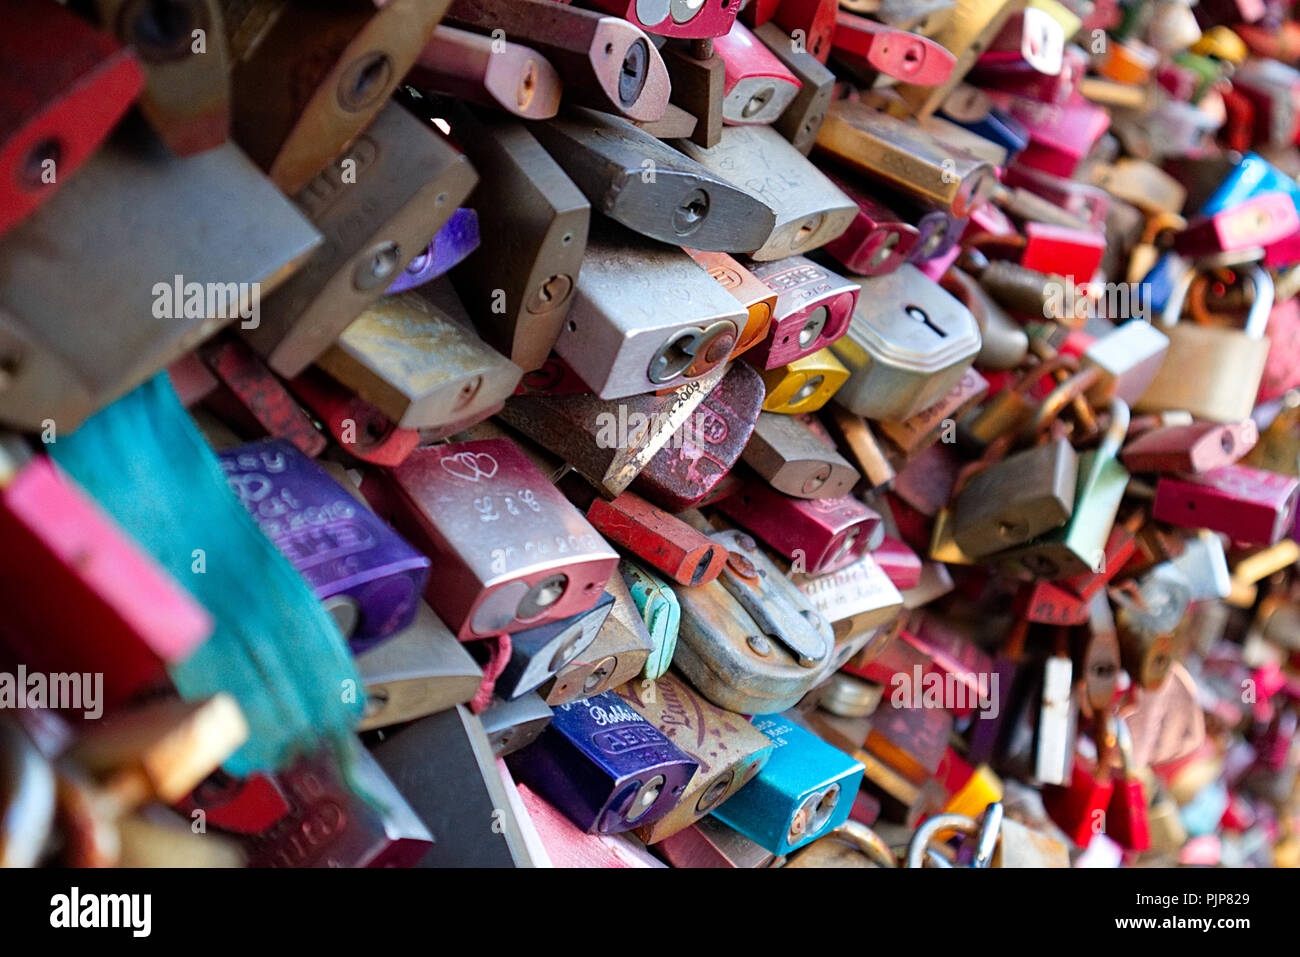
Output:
[
  {"left": 1136, "top": 261, "right": 1273, "bottom": 422},
  {"left": 904, "top": 801, "right": 1003, "bottom": 868},
  {"left": 552, "top": 218, "right": 745, "bottom": 399},
  {"left": 830, "top": 263, "right": 983, "bottom": 422},
  {"left": 673, "top": 529, "right": 834, "bottom": 714}
]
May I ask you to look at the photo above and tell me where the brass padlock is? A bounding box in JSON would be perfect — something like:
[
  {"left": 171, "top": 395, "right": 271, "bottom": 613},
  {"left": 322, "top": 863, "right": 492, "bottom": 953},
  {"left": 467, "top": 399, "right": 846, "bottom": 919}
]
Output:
[{"left": 1136, "top": 262, "right": 1274, "bottom": 422}]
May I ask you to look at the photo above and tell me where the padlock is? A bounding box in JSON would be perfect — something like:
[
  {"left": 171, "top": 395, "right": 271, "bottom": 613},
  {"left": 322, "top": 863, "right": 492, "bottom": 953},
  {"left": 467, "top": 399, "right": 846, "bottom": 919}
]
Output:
[
  {"left": 816, "top": 673, "right": 885, "bottom": 720},
  {"left": 220, "top": 438, "right": 431, "bottom": 651},
  {"left": 1233, "top": 57, "right": 1300, "bottom": 149},
  {"left": 1002, "top": 399, "right": 1130, "bottom": 580},
  {"left": 410, "top": 25, "right": 562, "bottom": 120},
  {"left": 621, "top": 562, "right": 682, "bottom": 679},
  {"left": 615, "top": 671, "right": 775, "bottom": 842},
  {"left": 830, "top": 263, "right": 983, "bottom": 423},
  {"left": 777, "top": 820, "right": 899, "bottom": 867},
  {"left": 628, "top": 361, "right": 766, "bottom": 511},
  {"left": 286, "top": 368, "right": 420, "bottom": 467},
  {"left": 831, "top": 12, "right": 956, "bottom": 85},
  {"left": 768, "top": 0, "right": 838, "bottom": 61},
  {"left": 992, "top": 814, "right": 1070, "bottom": 866},
  {"left": 588, "top": 492, "right": 727, "bottom": 586},
  {"left": 940, "top": 85, "right": 1030, "bottom": 157},
  {"left": 224, "top": 0, "right": 445, "bottom": 195},
  {"left": 315, "top": 284, "right": 522, "bottom": 433},
  {"left": 1152, "top": 464, "right": 1300, "bottom": 545},
  {"left": 759, "top": 349, "right": 851, "bottom": 414},
  {"left": 951, "top": 435, "right": 1078, "bottom": 559},
  {"left": 873, "top": 537, "right": 924, "bottom": 591},
  {"left": 794, "top": 551, "right": 905, "bottom": 643},
  {"left": 0, "top": 0, "right": 144, "bottom": 239},
  {"left": 240, "top": 750, "right": 433, "bottom": 868},
  {"left": 489, "top": 593, "right": 615, "bottom": 700},
  {"left": 587, "top": 0, "right": 740, "bottom": 37},
  {"left": 674, "top": 529, "right": 835, "bottom": 713},
  {"left": 683, "top": 249, "right": 777, "bottom": 359},
  {"left": 742, "top": 411, "right": 861, "bottom": 499},
  {"left": 441, "top": 104, "right": 589, "bottom": 374},
  {"left": 1000, "top": 95, "right": 1111, "bottom": 180},
  {"left": 893, "top": 0, "right": 1026, "bottom": 119},
  {"left": 1035, "top": 647, "right": 1079, "bottom": 787},
  {"left": 716, "top": 482, "right": 882, "bottom": 575},
  {"left": 1174, "top": 193, "right": 1300, "bottom": 259},
  {"left": 713, "top": 21, "right": 802, "bottom": 126},
  {"left": 1042, "top": 727, "right": 1116, "bottom": 848},
  {"left": 361, "top": 437, "right": 619, "bottom": 640},
  {"left": 1114, "top": 562, "right": 1192, "bottom": 690},
  {"left": 196, "top": 335, "right": 325, "bottom": 458},
  {"left": 369, "top": 705, "right": 535, "bottom": 866},
  {"left": 1077, "top": 320, "right": 1170, "bottom": 406},
  {"left": 0, "top": 126, "right": 321, "bottom": 433},
  {"left": 936, "top": 271, "right": 1027, "bottom": 371},
  {"left": 676, "top": 124, "right": 858, "bottom": 260},
  {"left": 479, "top": 693, "right": 554, "bottom": 757},
  {"left": 876, "top": 365, "right": 988, "bottom": 455},
  {"left": 660, "top": 44, "right": 726, "bottom": 149},
  {"left": 499, "top": 361, "right": 728, "bottom": 495},
  {"left": 745, "top": 257, "right": 859, "bottom": 369},
  {"left": 898, "top": 201, "right": 964, "bottom": 264},
  {"left": 85, "top": 0, "right": 229, "bottom": 158},
  {"left": 506, "top": 690, "right": 699, "bottom": 834},
  {"left": 816, "top": 101, "right": 997, "bottom": 219},
  {"left": 863, "top": 700, "right": 953, "bottom": 785},
  {"left": 656, "top": 814, "right": 774, "bottom": 867},
  {"left": 712, "top": 713, "right": 864, "bottom": 855},
  {"left": 1020, "top": 222, "right": 1106, "bottom": 282},
  {"left": 751, "top": 23, "right": 836, "bottom": 154},
  {"left": 821, "top": 172, "right": 922, "bottom": 277},
  {"left": 0, "top": 456, "right": 211, "bottom": 713},
  {"left": 446, "top": 0, "right": 670, "bottom": 120},
  {"left": 1256, "top": 299, "right": 1300, "bottom": 402},
  {"left": 1121, "top": 420, "right": 1259, "bottom": 474},
  {"left": 543, "top": 575, "right": 655, "bottom": 703},
  {"left": 531, "top": 107, "right": 776, "bottom": 253},
  {"left": 243, "top": 101, "right": 478, "bottom": 379},
  {"left": 548, "top": 221, "right": 745, "bottom": 399},
  {"left": 1103, "top": 716, "right": 1151, "bottom": 852},
  {"left": 1079, "top": 592, "right": 1122, "bottom": 717},
  {"left": 354, "top": 601, "right": 483, "bottom": 731}
]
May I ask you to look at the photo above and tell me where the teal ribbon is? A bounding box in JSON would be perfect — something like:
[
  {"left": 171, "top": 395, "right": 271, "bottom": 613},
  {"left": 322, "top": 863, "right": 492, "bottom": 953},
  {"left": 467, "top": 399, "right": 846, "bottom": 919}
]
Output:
[{"left": 51, "top": 374, "right": 362, "bottom": 775}]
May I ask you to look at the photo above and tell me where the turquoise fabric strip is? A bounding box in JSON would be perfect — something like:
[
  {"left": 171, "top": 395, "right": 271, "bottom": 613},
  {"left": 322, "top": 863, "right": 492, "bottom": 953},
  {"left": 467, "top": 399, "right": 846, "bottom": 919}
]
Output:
[{"left": 51, "top": 373, "right": 363, "bottom": 775}]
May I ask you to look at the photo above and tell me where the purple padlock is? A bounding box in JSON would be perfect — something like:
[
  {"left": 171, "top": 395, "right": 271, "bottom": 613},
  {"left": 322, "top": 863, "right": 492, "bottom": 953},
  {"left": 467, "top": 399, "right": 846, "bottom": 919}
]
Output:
[
  {"left": 505, "top": 690, "right": 698, "bottom": 834},
  {"left": 385, "top": 207, "right": 481, "bottom": 294},
  {"left": 219, "top": 438, "right": 431, "bottom": 651}
]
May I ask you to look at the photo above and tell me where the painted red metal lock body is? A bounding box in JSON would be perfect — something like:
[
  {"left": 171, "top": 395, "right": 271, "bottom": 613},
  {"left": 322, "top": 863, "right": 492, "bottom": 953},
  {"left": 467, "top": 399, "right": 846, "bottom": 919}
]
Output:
[
  {"left": 585, "top": 0, "right": 741, "bottom": 38},
  {"left": 1059, "top": 525, "right": 1138, "bottom": 600},
  {"left": 1015, "top": 579, "right": 1090, "bottom": 626},
  {"left": 1152, "top": 465, "right": 1300, "bottom": 546},
  {"left": 1120, "top": 421, "right": 1259, "bottom": 475},
  {"left": 1174, "top": 193, "right": 1300, "bottom": 259},
  {"left": 0, "top": 457, "right": 212, "bottom": 711},
  {"left": 176, "top": 769, "right": 293, "bottom": 835},
  {"left": 199, "top": 336, "right": 326, "bottom": 458},
  {"left": 1021, "top": 222, "right": 1106, "bottom": 282},
  {"left": 629, "top": 360, "right": 765, "bottom": 511},
  {"left": 714, "top": 20, "right": 802, "bottom": 126},
  {"left": 0, "top": 0, "right": 145, "bottom": 238},
  {"left": 821, "top": 170, "right": 920, "bottom": 276},
  {"left": 1258, "top": 299, "right": 1300, "bottom": 402},
  {"left": 1263, "top": 230, "right": 1300, "bottom": 269},
  {"left": 830, "top": 13, "right": 956, "bottom": 87},
  {"left": 1001, "top": 163, "right": 1111, "bottom": 230},
  {"left": 842, "top": 625, "right": 928, "bottom": 684},
  {"left": 991, "top": 95, "right": 1110, "bottom": 178},
  {"left": 874, "top": 536, "right": 923, "bottom": 590},
  {"left": 287, "top": 368, "right": 420, "bottom": 467},
  {"left": 1044, "top": 758, "right": 1115, "bottom": 847},
  {"left": 745, "top": 257, "right": 859, "bottom": 370},
  {"left": 362, "top": 438, "right": 619, "bottom": 640},
  {"left": 738, "top": 0, "right": 781, "bottom": 27},
  {"left": 770, "top": 0, "right": 837, "bottom": 62},
  {"left": 586, "top": 491, "right": 728, "bottom": 586},
  {"left": 902, "top": 616, "right": 995, "bottom": 720},
  {"left": 967, "top": 46, "right": 1087, "bottom": 105},
  {"left": 714, "top": 481, "right": 881, "bottom": 574}
]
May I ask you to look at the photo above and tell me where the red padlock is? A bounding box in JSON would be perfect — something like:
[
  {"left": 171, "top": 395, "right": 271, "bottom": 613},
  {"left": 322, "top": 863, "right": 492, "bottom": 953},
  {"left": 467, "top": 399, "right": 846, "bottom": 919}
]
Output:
[
  {"left": 1174, "top": 193, "right": 1300, "bottom": 259},
  {"left": 821, "top": 170, "right": 921, "bottom": 276},
  {"left": 1104, "top": 716, "right": 1151, "bottom": 852},
  {"left": 830, "top": 13, "right": 956, "bottom": 86},
  {"left": 584, "top": 0, "right": 741, "bottom": 39},
  {"left": 1043, "top": 736, "right": 1116, "bottom": 848},
  {"left": 1152, "top": 464, "right": 1300, "bottom": 546},
  {"left": 715, "top": 482, "right": 882, "bottom": 574},
  {"left": 713, "top": 20, "right": 802, "bottom": 126},
  {"left": 1021, "top": 222, "right": 1106, "bottom": 283},
  {"left": 0, "top": 0, "right": 145, "bottom": 238},
  {"left": 873, "top": 536, "right": 923, "bottom": 590},
  {"left": 770, "top": 0, "right": 837, "bottom": 62},
  {"left": 745, "top": 256, "right": 859, "bottom": 369},
  {"left": 586, "top": 491, "right": 728, "bottom": 586},
  {"left": 1120, "top": 420, "right": 1259, "bottom": 475},
  {"left": 286, "top": 368, "right": 420, "bottom": 467}
]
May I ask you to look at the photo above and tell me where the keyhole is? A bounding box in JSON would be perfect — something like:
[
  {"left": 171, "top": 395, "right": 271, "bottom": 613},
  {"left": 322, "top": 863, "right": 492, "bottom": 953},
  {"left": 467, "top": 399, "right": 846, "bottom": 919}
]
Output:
[
  {"left": 673, "top": 188, "right": 710, "bottom": 236},
  {"left": 905, "top": 304, "right": 946, "bottom": 337},
  {"left": 619, "top": 39, "right": 650, "bottom": 106},
  {"left": 128, "top": 0, "right": 194, "bottom": 55},
  {"left": 742, "top": 86, "right": 775, "bottom": 118}
]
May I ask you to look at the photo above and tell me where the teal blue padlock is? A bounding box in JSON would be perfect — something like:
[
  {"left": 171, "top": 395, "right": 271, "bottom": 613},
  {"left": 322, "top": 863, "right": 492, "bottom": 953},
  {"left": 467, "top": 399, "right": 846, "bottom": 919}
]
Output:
[{"left": 620, "top": 561, "right": 680, "bottom": 680}]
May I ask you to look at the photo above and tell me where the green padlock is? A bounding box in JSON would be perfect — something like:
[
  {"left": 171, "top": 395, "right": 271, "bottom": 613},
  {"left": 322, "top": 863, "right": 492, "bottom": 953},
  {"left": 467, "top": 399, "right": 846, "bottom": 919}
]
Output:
[{"left": 620, "top": 561, "right": 681, "bottom": 680}]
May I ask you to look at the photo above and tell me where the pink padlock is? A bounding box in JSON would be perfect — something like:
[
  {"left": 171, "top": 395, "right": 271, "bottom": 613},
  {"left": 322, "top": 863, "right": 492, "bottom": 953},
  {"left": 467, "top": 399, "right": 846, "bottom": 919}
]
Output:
[
  {"left": 714, "top": 20, "right": 802, "bottom": 126},
  {"left": 1258, "top": 298, "right": 1300, "bottom": 403},
  {"left": 1152, "top": 464, "right": 1300, "bottom": 545},
  {"left": 990, "top": 94, "right": 1110, "bottom": 178}
]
